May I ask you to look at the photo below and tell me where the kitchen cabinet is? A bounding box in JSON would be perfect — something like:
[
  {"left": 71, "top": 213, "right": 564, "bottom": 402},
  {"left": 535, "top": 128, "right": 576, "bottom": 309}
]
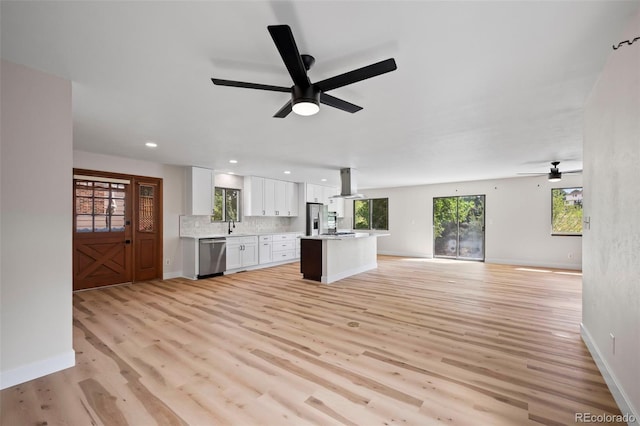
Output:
[
  {"left": 306, "top": 183, "right": 341, "bottom": 211},
  {"left": 244, "top": 176, "right": 266, "bottom": 216},
  {"left": 258, "top": 235, "right": 273, "bottom": 265},
  {"left": 264, "top": 179, "right": 279, "bottom": 216},
  {"left": 226, "top": 236, "right": 258, "bottom": 270},
  {"left": 306, "top": 183, "right": 323, "bottom": 203},
  {"left": 285, "top": 181, "right": 299, "bottom": 216},
  {"left": 244, "top": 176, "right": 298, "bottom": 217},
  {"left": 186, "top": 167, "right": 214, "bottom": 215},
  {"left": 271, "top": 233, "right": 297, "bottom": 262}
]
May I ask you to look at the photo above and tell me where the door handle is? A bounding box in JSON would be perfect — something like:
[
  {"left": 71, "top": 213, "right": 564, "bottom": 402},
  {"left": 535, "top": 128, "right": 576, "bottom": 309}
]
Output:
[{"left": 125, "top": 239, "right": 131, "bottom": 244}]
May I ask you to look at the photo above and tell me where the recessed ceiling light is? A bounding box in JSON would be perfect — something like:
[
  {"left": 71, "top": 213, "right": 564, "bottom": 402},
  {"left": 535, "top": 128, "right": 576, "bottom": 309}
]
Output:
[
  {"left": 228, "top": 172, "right": 235, "bottom": 175},
  {"left": 284, "top": 170, "right": 291, "bottom": 174},
  {"left": 229, "top": 160, "right": 238, "bottom": 164},
  {"left": 321, "top": 178, "right": 327, "bottom": 182},
  {"left": 145, "top": 141, "right": 158, "bottom": 148}
]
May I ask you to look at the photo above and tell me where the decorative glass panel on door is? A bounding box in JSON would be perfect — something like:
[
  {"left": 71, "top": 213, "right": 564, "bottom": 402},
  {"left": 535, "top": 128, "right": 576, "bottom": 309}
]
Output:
[{"left": 138, "top": 184, "right": 155, "bottom": 232}]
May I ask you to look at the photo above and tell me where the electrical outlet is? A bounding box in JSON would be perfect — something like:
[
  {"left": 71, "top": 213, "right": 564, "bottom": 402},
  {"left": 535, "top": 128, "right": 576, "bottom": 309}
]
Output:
[
  {"left": 164, "top": 258, "right": 171, "bottom": 266},
  {"left": 610, "top": 333, "right": 615, "bottom": 354}
]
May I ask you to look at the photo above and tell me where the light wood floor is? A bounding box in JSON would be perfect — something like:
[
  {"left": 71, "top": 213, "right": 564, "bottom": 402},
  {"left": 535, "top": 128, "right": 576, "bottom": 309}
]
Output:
[{"left": 1, "top": 256, "right": 620, "bottom": 425}]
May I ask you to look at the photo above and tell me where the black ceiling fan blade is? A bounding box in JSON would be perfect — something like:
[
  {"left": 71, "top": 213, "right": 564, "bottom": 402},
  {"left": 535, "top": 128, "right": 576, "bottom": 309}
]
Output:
[
  {"left": 273, "top": 100, "right": 293, "bottom": 118},
  {"left": 211, "top": 78, "right": 290, "bottom": 93},
  {"left": 320, "top": 93, "right": 363, "bottom": 113},
  {"left": 267, "top": 25, "right": 310, "bottom": 88},
  {"left": 563, "top": 169, "right": 583, "bottom": 174},
  {"left": 315, "top": 58, "right": 397, "bottom": 92}
]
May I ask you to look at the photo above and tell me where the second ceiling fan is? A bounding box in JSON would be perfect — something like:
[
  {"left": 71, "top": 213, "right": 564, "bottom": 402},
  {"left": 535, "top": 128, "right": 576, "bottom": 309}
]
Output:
[
  {"left": 211, "top": 25, "right": 397, "bottom": 118},
  {"left": 518, "top": 161, "right": 582, "bottom": 182}
]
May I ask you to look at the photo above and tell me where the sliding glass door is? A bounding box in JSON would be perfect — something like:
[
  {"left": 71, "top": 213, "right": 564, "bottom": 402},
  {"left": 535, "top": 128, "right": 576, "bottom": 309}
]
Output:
[{"left": 433, "top": 195, "right": 485, "bottom": 261}]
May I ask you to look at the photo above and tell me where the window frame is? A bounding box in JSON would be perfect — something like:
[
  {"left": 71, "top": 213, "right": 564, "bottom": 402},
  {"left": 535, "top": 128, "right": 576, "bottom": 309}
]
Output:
[
  {"left": 551, "top": 187, "right": 583, "bottom": 236},
  {"left": 353, "top": 197, "right": 389, "bottom": 231},
  {"left": 213, "top": 187, "right": 242, "bottom": 222}
]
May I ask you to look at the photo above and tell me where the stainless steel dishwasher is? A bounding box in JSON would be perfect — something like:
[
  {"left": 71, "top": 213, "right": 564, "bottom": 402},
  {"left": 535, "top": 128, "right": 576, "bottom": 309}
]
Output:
[{"left": 198, "top": 238, "right": 226, "bottom": 278}]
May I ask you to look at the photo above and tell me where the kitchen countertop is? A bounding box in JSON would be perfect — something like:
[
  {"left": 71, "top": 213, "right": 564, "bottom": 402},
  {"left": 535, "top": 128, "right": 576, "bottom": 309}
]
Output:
[
  {"left": 300, "top": 232, "right": 390, "bottom": 240},
  {"left": 180, "top": 231, "right": 303, "bottom": 239}
]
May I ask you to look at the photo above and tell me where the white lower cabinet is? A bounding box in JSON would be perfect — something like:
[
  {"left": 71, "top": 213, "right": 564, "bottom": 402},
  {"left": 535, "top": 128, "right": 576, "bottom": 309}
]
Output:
[
  {"left": 271, "top": 234, "right": 297, "bottom": 262},
  {"left": 226, "top": 236, "right": 258, "bottom": 270},
  {"left": 259, "top": 235, "right": 273, "bottom": 265}
]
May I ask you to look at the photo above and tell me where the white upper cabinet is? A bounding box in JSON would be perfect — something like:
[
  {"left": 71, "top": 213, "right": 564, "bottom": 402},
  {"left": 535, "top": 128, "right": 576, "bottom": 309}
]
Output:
[
  {"left": 186, "top": 167, "right": 214, "bottom": 215},
  {"left": 305, "top": 183, "right": 323, "bottom": 203},
  {"left": 329, "top": 194, "right": 344, "bottom": 217},
  {"left": 244, "top": 176, "right": 266, "bottom": 216},
  {"left": 264, "top": 178, "right": 277, "bottom": 216},
  {"left": 285, "top": 181, "right": 299, "bottom": 216},
  {"left": 244, "top": 176, "right": 298, "bottom": 217}
]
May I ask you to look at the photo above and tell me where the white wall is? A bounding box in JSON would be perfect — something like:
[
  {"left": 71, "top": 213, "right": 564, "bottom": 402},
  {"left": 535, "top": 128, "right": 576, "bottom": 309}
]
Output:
[
  {"left": 1, "top": 60, "right": 75, "bottom": 388},
  {"left": 73, "top": 150, "right": 185, "bottom": 279},
  {"left": 361, "top": 173, "right": 583, "bottom": 269},
  {"left": 582, "top": 12, "right": 639, "bottom": 422}
]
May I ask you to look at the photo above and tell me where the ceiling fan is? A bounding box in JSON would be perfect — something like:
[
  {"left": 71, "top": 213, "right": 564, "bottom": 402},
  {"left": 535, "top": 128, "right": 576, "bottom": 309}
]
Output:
[
  {"left": 211, "top": 25, "right": 397, "bottom": 118},
  {"left": 518, "top": 161, "right": 582, "bottom": 182}
]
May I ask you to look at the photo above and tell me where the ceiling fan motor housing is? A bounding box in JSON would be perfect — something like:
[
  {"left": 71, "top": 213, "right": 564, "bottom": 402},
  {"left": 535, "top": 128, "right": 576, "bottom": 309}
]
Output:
[{"left": 293, "top": 85, "right": 319, "bottom": 104}]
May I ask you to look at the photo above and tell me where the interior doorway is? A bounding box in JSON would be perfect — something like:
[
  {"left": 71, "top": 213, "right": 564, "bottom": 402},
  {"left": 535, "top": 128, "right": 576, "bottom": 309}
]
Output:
[
  {"left": 73, "top": 169, "right": 163, "bottom": 290},
  {"left": 433, "top": 195, "right": 485, "bottom": 261}
]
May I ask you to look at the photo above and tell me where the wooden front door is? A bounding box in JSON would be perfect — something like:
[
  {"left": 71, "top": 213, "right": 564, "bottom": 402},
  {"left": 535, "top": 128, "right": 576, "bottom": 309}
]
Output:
[{"left": 73, "top": 170, "right": 163, "bottom": 290}]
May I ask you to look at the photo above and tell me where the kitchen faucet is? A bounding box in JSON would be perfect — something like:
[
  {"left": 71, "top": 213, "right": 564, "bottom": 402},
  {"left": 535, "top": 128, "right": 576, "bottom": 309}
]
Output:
[{"left": 228, "top": 219, "right": 235, "bottom": 234}]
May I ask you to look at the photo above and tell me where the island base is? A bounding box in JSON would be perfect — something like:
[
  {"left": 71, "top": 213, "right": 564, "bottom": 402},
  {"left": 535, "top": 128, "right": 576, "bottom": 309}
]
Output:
[{"left": 300, "top": 235, "right": 379, "bottom": 284}]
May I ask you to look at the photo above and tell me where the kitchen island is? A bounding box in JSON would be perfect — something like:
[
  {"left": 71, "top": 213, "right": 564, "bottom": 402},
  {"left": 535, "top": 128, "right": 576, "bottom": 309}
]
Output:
[{"left": 300, "top": 233, "right": 388, "bottom": 284}]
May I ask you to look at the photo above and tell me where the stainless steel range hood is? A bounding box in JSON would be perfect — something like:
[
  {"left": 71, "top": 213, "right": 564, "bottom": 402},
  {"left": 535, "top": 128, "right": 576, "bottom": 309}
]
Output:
[{"left": 332, "top": 168, "right": 365, "bottom": 199}]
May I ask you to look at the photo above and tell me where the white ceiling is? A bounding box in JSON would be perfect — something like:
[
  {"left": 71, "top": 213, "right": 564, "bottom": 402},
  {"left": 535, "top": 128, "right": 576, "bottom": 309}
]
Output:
[{"left": 2, "top": 1, "right": 638, "bottom": 189}]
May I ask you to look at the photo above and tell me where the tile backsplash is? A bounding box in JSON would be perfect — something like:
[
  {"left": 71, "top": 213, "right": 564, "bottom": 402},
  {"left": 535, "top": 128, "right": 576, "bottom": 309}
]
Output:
[{"left": 180, "top": 215, "right": 296, "bottom": 237}]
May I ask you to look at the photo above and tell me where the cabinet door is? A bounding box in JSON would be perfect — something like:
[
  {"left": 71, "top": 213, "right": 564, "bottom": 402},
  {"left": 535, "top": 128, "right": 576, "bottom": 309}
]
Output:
[
  {"left": 244, "top": 176, "right": 265, "bottom": 216},
  {"left": 187, "top": 167, "right": 213, "bottom": 215},
  {"left": 273, "top": 180, "right": 287, "bottom": 216},
  {"left": 323, "top": 186, "right": 338, "bottom": 205},
  {"left": 285, "top": 182, "right": 298, "bottom": 216},
  {"left": 226, "top": 243, "right": 242, "bottom": 270},
  {"left": 306, "top": 183, "right": 321, "bottom": 203},
  {"left": 263, "top": 179, "right": 276, "bottom": 216},
  {"left": 242, "top": 243, "right": 258, "bottom": 267},
  {"left": 259, "top": 242, "right": 272, "bottom": 264},
  {"left": 327, "top": 190, "right": 344, "bottom": 217}
]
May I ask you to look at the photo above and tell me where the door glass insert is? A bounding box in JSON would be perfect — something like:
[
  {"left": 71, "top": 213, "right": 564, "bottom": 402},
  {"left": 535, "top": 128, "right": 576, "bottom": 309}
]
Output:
[
  {"left": 433, "top": 195, "right": 485, "bottom": 261},
  {"left": 74, "top": 180, "right": 127, "bottom": 232},
  {"left": 138, "top": 184, "right": 155, "bottom": 232}
]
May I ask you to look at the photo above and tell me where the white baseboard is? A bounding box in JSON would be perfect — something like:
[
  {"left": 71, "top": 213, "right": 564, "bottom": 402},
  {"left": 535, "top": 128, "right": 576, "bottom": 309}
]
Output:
[
  {"left": 322, "top": 262, "right": 378, "bottom": 284},
  {"left": 377, "top": 250, "right": 432, "bottom": 258},
  {"left": 0, "top": 350, "right": 75, "bottom": 390},
  {"left": 485, "top": 257, "right": 582, "bottom": 270},
  {"left": 377, "top": 253, "right": 581, "bottom": 270},
  {"left": 163, "top": 270, "right": 183, "bottom": 280},
  {"left": 581, "top": 324, "right": 639, "bottom": 425}
]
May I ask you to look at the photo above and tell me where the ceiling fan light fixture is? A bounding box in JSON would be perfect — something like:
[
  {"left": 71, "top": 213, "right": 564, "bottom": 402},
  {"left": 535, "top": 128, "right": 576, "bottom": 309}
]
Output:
[
  {"left": 292, "top": 85, "right": 320, "bottom": 116},
  {"left": 292, "top": 100, "right": 319, "bottom": 116}
]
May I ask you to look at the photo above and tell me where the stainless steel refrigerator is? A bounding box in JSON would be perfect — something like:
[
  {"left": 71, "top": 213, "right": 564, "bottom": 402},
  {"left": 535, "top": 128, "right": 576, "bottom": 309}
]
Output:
[{"left": 306, "top": 203, "right": 333, "bottom": 236}]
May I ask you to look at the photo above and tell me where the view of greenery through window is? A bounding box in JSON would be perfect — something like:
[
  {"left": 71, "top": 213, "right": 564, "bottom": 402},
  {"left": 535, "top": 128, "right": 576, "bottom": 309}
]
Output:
[
  {"left": 433, "top": 195, "right": 485, "bottom": 259},
  {"left": 213, "top": 188, "right": 240, "bottom": 222},
  {"left": 551, "top": 187, "right": 582, "bottom": 235},
  {"left": 354, "top": 198, "right": 388, "bottom": 230}
]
